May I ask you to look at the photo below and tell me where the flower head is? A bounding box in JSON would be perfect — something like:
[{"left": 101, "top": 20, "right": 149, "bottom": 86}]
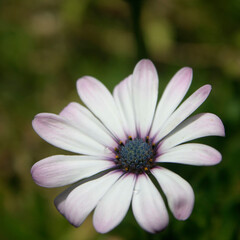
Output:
[{"left": 31, "top": 60, "right": 225, "bottom": 233}]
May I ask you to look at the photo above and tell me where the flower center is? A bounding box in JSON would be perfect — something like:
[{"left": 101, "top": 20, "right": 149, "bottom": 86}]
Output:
[{"left": 114, "top": 137, "right": 156, "bottom": 174}]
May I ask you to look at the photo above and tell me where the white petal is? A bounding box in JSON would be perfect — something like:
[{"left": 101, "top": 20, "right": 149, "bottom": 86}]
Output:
[
  {"left": 54, "top": 183, "right": 77, "bottom": 216},
  {"left": 64, "top": 171, "right": 122, "bottom": 227},
  {"left": 154, "top": 85, "right": 211, "bottom": 142},
  {"left": 113, "top": 75, "right": 137, "bottom": 138},
  {"left": 156, "top": 143, "right": 222, "bottom": 166},
  {"left": 159, "top": 113, "right": 225, "bottom": 152},
  {"left": 151, "top": 167, "right": 194, "bottom": 220},
  {"left": 60, "top": 102, "right": 117, "bottom": 148},
  {"left": 77, "top": 76, "right": 126, "bottom": 140},
  {"left": 132, "top": 60, "right": 158, "bottom": 137},
  {"left": 32, "top": 113, "right": 110, "bottom": 156},
  {"left": 93, "top": 174, "right": 136, "bottom": 233},
  {"left": 132, "top": 174, "right": 169, "bottom": 233},
  {"left": 54, "top": 178, "right": 102, "bottom": 216},
  {"left": 31, "top": 155, "right": 115, "bottom": 188},
  {"left": 151, "top": 67, "right": 192, "bottom": 138}
]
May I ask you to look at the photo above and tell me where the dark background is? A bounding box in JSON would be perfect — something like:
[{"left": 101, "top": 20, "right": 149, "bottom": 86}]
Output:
[{"left": 0, "top": 0, "right": 239, "bottom": 239}]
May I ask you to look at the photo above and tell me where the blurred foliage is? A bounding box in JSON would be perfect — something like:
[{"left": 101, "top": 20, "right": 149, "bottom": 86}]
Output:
[{"left": 0, "top": 0, "right": 240, "bottom": 239}]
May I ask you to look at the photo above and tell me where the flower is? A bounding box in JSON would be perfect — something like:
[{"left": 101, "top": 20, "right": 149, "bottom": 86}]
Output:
[{"left": 31, "top": 59, "right": 225, "bottom": 234}]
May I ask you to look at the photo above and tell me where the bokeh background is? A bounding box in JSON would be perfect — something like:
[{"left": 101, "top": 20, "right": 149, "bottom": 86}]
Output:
[{"left": 0, "top": 0, "right": 239, "bottom": 239}]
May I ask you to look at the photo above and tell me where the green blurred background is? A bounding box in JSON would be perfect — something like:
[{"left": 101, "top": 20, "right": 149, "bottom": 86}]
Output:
[{"left": 0, "top": 0, "right": 239, "bottom": 239}]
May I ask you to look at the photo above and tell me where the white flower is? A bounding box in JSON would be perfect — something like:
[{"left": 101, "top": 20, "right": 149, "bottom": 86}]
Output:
[{"left": 31, "top": 59, "right": 225, "bottom": 233}]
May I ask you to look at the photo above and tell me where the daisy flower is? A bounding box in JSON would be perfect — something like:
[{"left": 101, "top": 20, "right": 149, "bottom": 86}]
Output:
[{"left": 31, "top": 59, "right": 225, "bottom": 233}]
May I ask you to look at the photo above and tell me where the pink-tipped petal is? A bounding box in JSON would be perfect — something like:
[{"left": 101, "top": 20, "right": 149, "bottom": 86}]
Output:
[
  {"left": 132, "top": 59, "right": 159, "bottom": 137},
  {"left": 113, "top": 75, "right": 137, "bottom": 138},
  {"left": 77, "top": 76, "right": 125, "bottom": 140},
  {"left": 64, "top": 171, "right": 122, "bottom": 227},
  {"left": 132, "top": 174, "right": 169, "bottom": 233},
  {"left": 160, "top": 113, "right": 225, "bottom": 152},
  {"left": 60, "top": 102, "right": 117, "bottom": 148},
  {"left": 93, "top": 174, "right": 136, "bottom": 233},
  {"left": 154, "top": 85, "right": 212, "bottom": 142},
  {"left": 152, "top": 167, "right": 194, "bottom": 220},
  {"left": 32, "top": 113, "right": 108, "bottom": 156},
  {"left": 156, "top": 143, "right": 222, "bottom": 166},
  {"left": 151, "top": 67, "right": 192, "bottom": 138},
  {"left": 31, "top": 155, "right": 115, "bottom": 188}
]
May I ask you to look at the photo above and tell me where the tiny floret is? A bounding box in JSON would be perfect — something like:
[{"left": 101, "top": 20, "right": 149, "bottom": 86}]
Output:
[{"left": 115, "top": 137, "right": 156, "bottom": 174}]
